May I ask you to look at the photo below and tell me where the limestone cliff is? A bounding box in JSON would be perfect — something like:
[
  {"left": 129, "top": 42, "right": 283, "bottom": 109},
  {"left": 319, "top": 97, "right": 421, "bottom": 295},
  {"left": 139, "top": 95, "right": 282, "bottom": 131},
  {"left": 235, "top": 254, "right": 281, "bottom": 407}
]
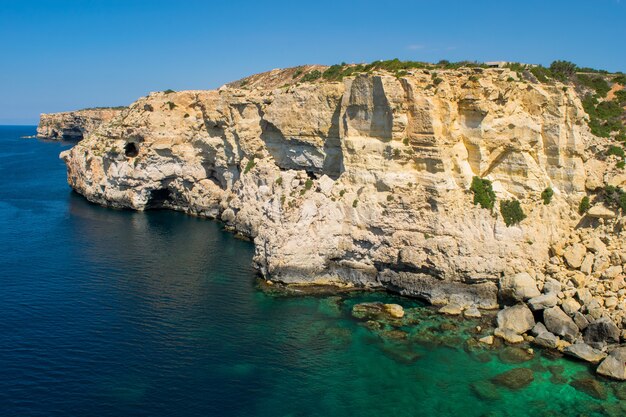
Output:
[
  {"left": 59, "top": 65, "right": 626, "bottom": 321},
  {"left": 37, "top": 108, "right": 124, "bottom": 140}
]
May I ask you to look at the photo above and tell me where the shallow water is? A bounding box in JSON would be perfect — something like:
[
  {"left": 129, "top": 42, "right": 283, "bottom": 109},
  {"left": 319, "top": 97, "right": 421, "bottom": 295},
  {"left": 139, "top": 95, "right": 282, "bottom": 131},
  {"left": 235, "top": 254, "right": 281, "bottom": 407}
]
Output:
[{"left": 0, "top": 126, "right": 624, "bottom": 417}]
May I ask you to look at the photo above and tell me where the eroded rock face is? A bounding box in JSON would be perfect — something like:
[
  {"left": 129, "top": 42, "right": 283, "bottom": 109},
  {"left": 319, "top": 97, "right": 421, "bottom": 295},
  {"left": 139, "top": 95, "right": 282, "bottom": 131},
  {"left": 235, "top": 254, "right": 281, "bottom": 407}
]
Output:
[
  {"left": 56, "top": 66, "right": 621, "bottom": 308},
  {"left": 38, "top": 108, "right": 124, "bottom": 141}
]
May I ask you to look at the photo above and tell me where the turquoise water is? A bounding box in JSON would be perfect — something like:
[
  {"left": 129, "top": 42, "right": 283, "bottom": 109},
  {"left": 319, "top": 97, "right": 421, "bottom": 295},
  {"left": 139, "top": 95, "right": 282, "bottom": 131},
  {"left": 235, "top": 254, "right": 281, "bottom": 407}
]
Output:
[{"left": 0, "top": 126, "right": 624, "bottom": 417}]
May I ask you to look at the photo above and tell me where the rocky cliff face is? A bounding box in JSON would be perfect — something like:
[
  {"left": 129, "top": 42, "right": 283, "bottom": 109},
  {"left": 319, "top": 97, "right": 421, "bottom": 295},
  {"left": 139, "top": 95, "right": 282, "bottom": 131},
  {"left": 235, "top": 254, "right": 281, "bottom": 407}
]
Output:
[
  {"left": 37, "top": 108, "right": 124, "bottom": 140},
  {"left": 59, "top": 66, "right": 626, "bottom": 326}
]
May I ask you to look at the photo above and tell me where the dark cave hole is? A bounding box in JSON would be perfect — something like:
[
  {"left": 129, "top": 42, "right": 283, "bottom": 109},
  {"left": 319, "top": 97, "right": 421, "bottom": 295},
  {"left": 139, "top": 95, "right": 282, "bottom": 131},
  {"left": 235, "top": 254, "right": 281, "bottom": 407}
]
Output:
[
  {"left": 146, "top": 188, "right": 171, "bottom": 209},
  {"left": 124, "top": 142, "right": 139, "bottom": 157}
]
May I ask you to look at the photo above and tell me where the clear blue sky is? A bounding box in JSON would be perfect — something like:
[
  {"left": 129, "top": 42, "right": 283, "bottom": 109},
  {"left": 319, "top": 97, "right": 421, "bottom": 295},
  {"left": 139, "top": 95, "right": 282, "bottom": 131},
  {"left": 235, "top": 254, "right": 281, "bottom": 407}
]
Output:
[{"left": 1, "top": 0, "right": 625, "bottom": 124}]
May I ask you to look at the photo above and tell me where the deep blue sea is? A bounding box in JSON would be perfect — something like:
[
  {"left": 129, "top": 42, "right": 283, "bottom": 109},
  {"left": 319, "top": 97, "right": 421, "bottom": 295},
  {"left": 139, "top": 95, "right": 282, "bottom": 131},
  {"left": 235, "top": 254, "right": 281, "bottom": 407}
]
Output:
[{"left": 1, "top": 126, "right": 625, "bottom": 417}]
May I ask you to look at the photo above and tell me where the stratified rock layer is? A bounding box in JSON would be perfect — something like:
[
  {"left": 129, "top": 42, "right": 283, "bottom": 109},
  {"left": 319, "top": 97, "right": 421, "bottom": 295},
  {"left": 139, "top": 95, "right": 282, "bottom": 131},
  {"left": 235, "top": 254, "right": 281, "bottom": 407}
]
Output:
[
  {"left": 58, "top": 66, "right": 625, "bottom": 314},
  {"left": 38, "top": 108, "right": 124, "bottom": 140}
]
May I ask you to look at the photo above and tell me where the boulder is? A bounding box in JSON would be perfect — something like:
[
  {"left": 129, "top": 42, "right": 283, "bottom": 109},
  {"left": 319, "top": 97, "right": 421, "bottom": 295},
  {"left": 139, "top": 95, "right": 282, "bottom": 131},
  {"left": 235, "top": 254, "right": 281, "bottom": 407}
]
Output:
[
  {"left": 542, "top": 278, "right": 561, "bottom": 294},
  {"left": 463, "top": 306, "right": 482, "bottom": 318},
  {"left": 479, "top": 335, "right": 494, "bottom": 345},
  {"left": 490, "top": 368, "right": 534, "bottom": 390},
  {"left": 438, "top": 303, "right": 462, "bottom": 315},
  {"left": 586, "top": 205, "right": 617, "bottom": 219},
  {"left": 499, "top": 273, "right": 540, "bottom": 303},
  {"left": 531, "top": 322, "right": 548, "bottom": 336},
  {"left": 543, "top": 306, "right": 579, "bottom": 342},
  {"left": 569, "top": 377, "right": 608, "bottom": 400},
  {"left": 563, "top": 243, "right": 586, "bottom": 269},
  {"left": 572, "top": 312, "right": 590, "bottom": 331},
  {"left": 534, "top": 331, "right": 558, "bottom": 349},
  {"left": 496, "top": 304, "right": 535, "bottom": 335},
  {"left": 383, "top": 303, "right": 404, "bottom": 318},
  {"left": 583, "top": 318, "right": 620, "bottom": 349},
  {"left": 352, "top": 302, "right": 404, "bottom": 321},
  {"left": 494, "top": 328, "right": 524, "bottom": 344},
  {"left": 596, "top": 347, "right": 626, "bottom": 380},
  {"left": 564, "top": 343, "right": 607, "bottom": 364},
  {"left": 527, "top": 293, "right": 558, "bottom": 311},
  {"left": 561, "top": 297, "right": 581, "bottom": 315}
]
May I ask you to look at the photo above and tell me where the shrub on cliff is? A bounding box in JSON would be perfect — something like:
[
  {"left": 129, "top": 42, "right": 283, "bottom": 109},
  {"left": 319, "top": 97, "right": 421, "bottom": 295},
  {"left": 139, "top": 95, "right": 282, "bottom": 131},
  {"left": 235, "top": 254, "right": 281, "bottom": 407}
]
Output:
[
  {"left": 582, "top": 95, "right": 624, "bottom": 138},
  {"left": 530, "top": 66, "right": 553, "bottom": 83},
  {"left": 244, "top": 158, "right": 255, "bottom": 174},
  {"left": 603, "top": 186, "right": 626, "bottom": 212},
  {"left": 579, "top": 196, "right": 591, "bottom": 214},
  {"left": 470, "top": 176, "right": 496, "bottom": 210},
  {"left": 549, "top": 60, "right": 577, "bottom": 80},
  {"left": 541, "top": 187, "right": 554, "bottom": 205},
  {"left": 576, "top": 74, "right": 610, "bottom": 97},
  {"left": 500, "top": 199, "right": 526, "bottom": 226},
  {"left": 301, "top": 70, "right": 321, "bottom": 82},
  {"left": 607, "top": 145, "right": 625, "bottom": 159}
]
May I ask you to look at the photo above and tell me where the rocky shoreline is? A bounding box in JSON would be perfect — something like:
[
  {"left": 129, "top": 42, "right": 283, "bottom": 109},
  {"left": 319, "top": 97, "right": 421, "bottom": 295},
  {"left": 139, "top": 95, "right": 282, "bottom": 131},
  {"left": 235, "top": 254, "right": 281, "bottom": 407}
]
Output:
[
  {"left": 43, "top": 63, "right": 626, "bottom": 381},
  {"left": 37, "top": 107, "right": 124, "bottom": 141}
]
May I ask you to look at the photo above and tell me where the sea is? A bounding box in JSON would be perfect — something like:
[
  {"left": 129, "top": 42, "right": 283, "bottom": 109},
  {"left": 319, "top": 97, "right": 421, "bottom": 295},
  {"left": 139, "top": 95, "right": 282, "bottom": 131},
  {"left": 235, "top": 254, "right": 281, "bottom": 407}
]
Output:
[{"left": 0, "top": 126, "right": 623, "bottom": 417}]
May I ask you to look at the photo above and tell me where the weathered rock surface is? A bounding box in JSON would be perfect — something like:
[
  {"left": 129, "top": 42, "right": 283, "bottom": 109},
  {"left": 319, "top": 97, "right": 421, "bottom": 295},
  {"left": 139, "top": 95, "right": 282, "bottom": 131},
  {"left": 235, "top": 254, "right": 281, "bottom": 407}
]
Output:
[
  {"left": 38, "top": 108, "right": 123, "bottom": 140},
  {"left": 496, "top": 304, "right": 535, "bottom": 335},
  {"left": 54, "top": 65, "right": 626, "bottom": 345},
  {"left": 543, "top": 306, "right": 579, "bottom": 342},
  {"left": 534, "top": 331, "right": 558, "bottom": 349},
  {"left": 597, "top": 347, "right": 626, "bottom": 380},
  {"left": 499, "top": 273, "right": 540, "bottom": 304},
  {"left": 584, "top": 318, "right": 620, "bottom": 349},
  {"left": 527, "top": 293, "right": 558, "bottom": 311},
  {"left": 564, "top": 343, "right": 607, "bottom": 364}
]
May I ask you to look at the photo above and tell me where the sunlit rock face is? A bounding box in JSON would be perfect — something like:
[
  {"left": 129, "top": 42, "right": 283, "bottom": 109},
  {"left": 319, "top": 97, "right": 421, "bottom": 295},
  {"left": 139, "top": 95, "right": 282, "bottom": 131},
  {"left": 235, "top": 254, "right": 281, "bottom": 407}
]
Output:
[
  {"left": 59, "top": 65, "right": 622, "bottom": 311},
  {"left": 38, "top": 108, "right": 124, "bottom": 141}
]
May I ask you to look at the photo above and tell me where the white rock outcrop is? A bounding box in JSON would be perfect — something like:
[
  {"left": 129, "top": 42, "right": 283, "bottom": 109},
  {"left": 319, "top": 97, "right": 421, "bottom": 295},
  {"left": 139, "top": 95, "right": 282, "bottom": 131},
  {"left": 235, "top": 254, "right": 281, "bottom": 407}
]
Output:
[{"left": 55, "top": 65, "right": 625, "bottom": 315}]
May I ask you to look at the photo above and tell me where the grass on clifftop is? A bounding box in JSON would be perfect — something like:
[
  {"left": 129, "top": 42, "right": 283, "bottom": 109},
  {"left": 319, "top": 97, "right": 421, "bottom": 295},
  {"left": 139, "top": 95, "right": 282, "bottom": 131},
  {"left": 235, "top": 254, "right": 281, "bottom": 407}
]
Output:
[{"left": 298, "top": 59, "right": 489, "bottom": 83}]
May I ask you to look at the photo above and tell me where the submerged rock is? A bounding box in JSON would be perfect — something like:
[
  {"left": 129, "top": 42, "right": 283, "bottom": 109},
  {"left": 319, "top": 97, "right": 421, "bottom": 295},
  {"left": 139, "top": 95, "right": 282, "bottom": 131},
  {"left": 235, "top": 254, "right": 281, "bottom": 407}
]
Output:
[
  {"left": 569, "top": 377, "right": 608, "bottom": 400},
  {"left": 470, "top": 380, "right": 501, "bottom": 401},
  {"left": 491, "top": 368, "right": 534, "bottom": 390},
  {"left": 379, "top": 342, "right": 422, "bottom": 364},
  {"left": 352, "top": 302, "right": 404, "bottom": 322},
  {"left": 498, "top": 346, "right": 533, "bottom": 364}
]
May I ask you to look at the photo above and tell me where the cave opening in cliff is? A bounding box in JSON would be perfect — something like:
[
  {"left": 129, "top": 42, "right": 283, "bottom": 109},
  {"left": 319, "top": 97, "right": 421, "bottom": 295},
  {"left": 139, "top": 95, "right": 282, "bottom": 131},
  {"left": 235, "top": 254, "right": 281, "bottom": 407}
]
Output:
[
  {"left": 124, "top": 142, "right": 139, "bottom": 157},
  {"left": 146, "top": 188, "right": 172, "bottom": 209}
]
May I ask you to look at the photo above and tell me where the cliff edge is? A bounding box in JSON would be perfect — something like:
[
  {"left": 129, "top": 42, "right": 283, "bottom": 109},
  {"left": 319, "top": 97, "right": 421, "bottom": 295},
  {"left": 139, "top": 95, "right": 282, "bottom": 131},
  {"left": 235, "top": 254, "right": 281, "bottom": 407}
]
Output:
[
  {"left": 57, "top": 63, "right": 626, "bottom": 372},
  {"left": 37, "top": 107, "right": 124, "bottom": 141}
]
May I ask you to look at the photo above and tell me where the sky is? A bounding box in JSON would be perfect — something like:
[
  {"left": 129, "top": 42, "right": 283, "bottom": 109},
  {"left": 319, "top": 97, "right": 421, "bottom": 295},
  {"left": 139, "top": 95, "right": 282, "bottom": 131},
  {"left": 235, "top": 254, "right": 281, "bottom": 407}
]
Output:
[{"left": 1, "top": 0, "right": 625, "bottom": 124}]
